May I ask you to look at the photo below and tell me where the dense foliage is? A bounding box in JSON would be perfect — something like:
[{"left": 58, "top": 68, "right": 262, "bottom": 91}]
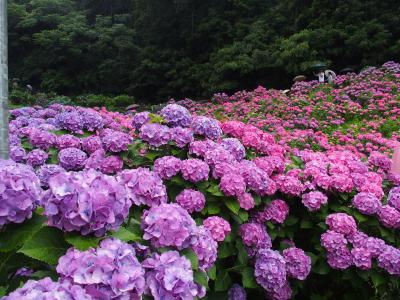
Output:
[
  {"left": 9, "top": 0, "right": 400, "bottom": 102},
  {"left": 0, "top": 62, "right": 399, "bottom": 299}
]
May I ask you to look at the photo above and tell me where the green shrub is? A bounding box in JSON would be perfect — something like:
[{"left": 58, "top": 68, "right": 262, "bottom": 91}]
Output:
[{"left": 9, "top": 89, "right": 35, "bottom": 105}]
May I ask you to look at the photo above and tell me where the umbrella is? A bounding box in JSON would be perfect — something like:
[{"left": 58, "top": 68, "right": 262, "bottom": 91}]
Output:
[
  {"left": 310, "top": 62, "right": 327, "bottom": 72},
  {"left": 340, "top": 68, "right": 354, "bottom": 74},
  {"left": 293, "top": 75, "right": 307, "bottom": 82}
]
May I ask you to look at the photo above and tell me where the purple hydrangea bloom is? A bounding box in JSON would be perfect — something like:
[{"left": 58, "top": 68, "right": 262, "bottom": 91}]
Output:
[
  {"left": 325, "top": 213, "right": 357, "bottom": 236},
  {"left": 102, "top": 130, "right": 132, "bottom": 153},
  {"left": 80, "top": 109, "right": 104, "bottom": 131},
  {"left": 55, "top": 111, "right": 83, "bottom": 133},
  {"left": 255, "top": 249, "right": 287, "bottom": 292},
  {"left": 3, "top": 277, "right": 91, "bottom": 300},
  {"left": 349, "top": 232, "right": 385, "bottom": 258},
  {"left": 377, "top": 245, "right": 400, "bottom": 275},
  {"left": 81, "top": 135, "right": 103, "bottom": 154},
  {"left": 239, "top": 222, "right": 272, "bottom": 251},
  {"left": 221, "top": 138, "right": 246, "bottom": 161},
  {"left": 180, "top": 159, "right": 210, "bottom": 183},
  {"left": 26, "top": 149, "right": 48, "bottom": 167},
  {"left": 84, "top": 149, "right": 106, "bottom": 170},
  {"left": 352, "top": 192, "right": 381, "bottom": 215},
  {"left": 10, "top": 146, "right": 26, "bottom": 162},
  {"left": 266, "top": 281, "right": 292, "bottom": 300},
  {"left": 99, "top": 155, "right": 123, "bottom": 174},
  {"left": 36, "top": 164, "right": 65, "bottom": 188},
  {"left": 143, "top": 251, "right": 205, "bottom": 299},
  {"left": 57, "top": 238, "right": 145, "bottom": 299},
  {"left": 191, "top": 226, "right": 218, "bottom": 271},
  {"left": 141, "top": 203, "right": 196, "bottom": 249},
  {"left": 253, "top": 156, "right": 285, "bottom": 176},
  {"left": 377, "top": 205, "right": 400, "bottom": 229},
  {"left": 0, "top": 161, "right": 41, "bottom": 227},
  {"left": 220, "top": 173, "right": 246, "bottom": 197},
  {"left": 192, "top": 116, "right": 222, "bottom": 140},
  {"left": 302, "top": 191, "right": 328, "bottom": 211},
  {"left": 171, "top": 127, "right": 194, "bottom": 148},
  {"left": 176, "top": 189, "right": 206, "bottom": 213},
  {"left": 55, "top": 134, "right": 81, "bottom": 150},
  {"left": 160, "top": 104, "right": 192, "bottom": 127},
  {"left": 275, "top": 174, "right": 305, "bottom": 196},
  {"left": 203, "top": 216, "right": 231, "bottom": 242},
  {"left": 368, "top": 151, "right": 392, "bottom": 171},
  {"left": 351, "top": 247, "right": 372, "bottom": 270},
  {"left": 139, "top": 123, "right": 171, "bottom": 147},
  {"left": 58, "top": 147, "right": 87, "bottom": 171},
  {"left": 189, "top": 139, "right": 219, "bottom": 157},
  {"left": 28, "top": 129, "right": 57, "bottom": 150},
  {"left": 132, "top": 111, "right": 150, "bottom": 130},
  {"left": 265, "top": 200, "right": 289, "bottom": 224},
  {"left": 326, "top": 248, "right": 353, "bottom": 270},
  {"left": 204, "top": 147, "right": 235, "bottom": 168},
  {"left": 41, "top": 169, "right": 130, "bottom": 236},
  {"left": 238, "top": 192, "right": 255, "bottom": 210},
  {"left": 388, "top": 187, "right": 400, "bottom": 211},
  {"left": 228, "top": 284, "right": 247, "bottom": 300},
  {"left": 153, "top": 156, "right": 181, "bottom": 179},
  {"left": 117, "top": 168, "right": 167, "bottom": 206},
  {"left": 282, "top": 247, "right": 311, "bottom": 280},
  {"left": 321, "top": 230, "right": 348, "bottom": 252},
  {"left": 242, "top": 165, "right": 276, "bottom": 196}
]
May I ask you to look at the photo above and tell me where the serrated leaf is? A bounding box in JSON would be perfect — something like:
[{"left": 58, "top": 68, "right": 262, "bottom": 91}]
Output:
[
  {"left": 109, "top": 227, "right": 141, "bottom": 242},
  {"left": 207, "top": 184, "right": 224, "bottom": 197},
  {"left": 0, "top": 214, "right": 45, "bottom": 252},
  {"left": 65, "top": 233, "right": 102, "bottom": 251},
  {"left": 218, "top": 243, "right": 235, "bottom": 259},
  {"left": 236, "top": 240, "right": 248, "bottom": 265},
  {"left": 207, "top": 265, "right": 216, "bottom": 281},
  {"left": 241, "top": 267, "right": 258, "bottom": 288},
  {"left": 194, "top": 271, "right": 208, "bottom": 288},
  {"left": 238, "top": 210, "right": 248, "bottom": 222},
  {"left": 18, "top": 227, "right": 69, "bottom": 265},
  {"left": 225, "top": 198, "right": 240, "bottom": 214},
  {"left": 370, "top": 271, "right": 385, "bottom": 287},
  {"left": 215, "top": 270, "right": 232, "bottom": 292},
  {"left": 182, "top": 248, "right": 199, "bottom": 271},
  {"left": 285, "top": 215, "right": 299, "bottom": 226},
  {"left": 206, "top": 203, "right": 221, "bottom": 215}
]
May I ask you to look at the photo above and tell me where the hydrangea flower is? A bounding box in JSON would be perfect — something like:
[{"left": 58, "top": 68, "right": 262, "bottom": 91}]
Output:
[
  {"left": 26, "top": 149, "right": 48, "bottom": 167},
  {"left": 203, "top": 216, "right": 231, "bottom": 242},
  {"left": 351, "top": 247, "right": 372, "bottom": 270},
  {"left": 192, "top": 116, "right": 222, "bottom": 140},
  {"left": 132, "top": 111, "right": 150, "bottom": 130},
  {"left": 10, "top": 146, "right": 26, "bottom": 162},
  {"left": 36, "top": 164, "right": 65, "bottom": 188},
  {"left": 143, "top": 251, "right": 205, "bottom": 299},
  {"left": 228, "top": 284, "right": 246, "bottom": 300},
  {"left": 28, "top": 129, "right": 57, "bottom": 150},
  {"left": 57, "top": 238, "right": 145, "bottom": 299},
  {"left": 220, "top": 173, "right": 246, "bottom": 196},
  {"left": 102, "top": 130, "right": 132, "bottom": 153},
  {"left": 139, "top": 123, "right": 171, "bottom": 147},
  {"left": 153, "top": 156, "right": 181, "bottom": 179},
  {"left": 191, "top": 226, "right": 218, "bottom": 271},
  {"left": 352, "top": 192, "right": 381, "bottom": 215},
  {"left": 221, "top": 138, "right": 246, "bottom": 161},
  {"left": 80, "top": 109, "right": 104, "bottom": 131},
  {"left": 118, "top": 168, "right": 167, "bottom": 206},
  {"left": 176, "top": 189, "right": 206, "bottom": 213},
  {"left": 189, "top": 140, "right": 219, "bottom": 157},
  {"left": 239, "top": 222, "right": 272, "bottom": 251},
  {"left": 302, "top": 191, "right": 328, "bottom": 211},
  {"left": 377, "top": 205, "right": 400, "bottom": 228},
  {"left": 0, "top": 161, "right": 42, "bottom": 227},
  {"left": 377, "top": 245, "right": 400, "bottom": 275},
  {"left": 160, "top": 104, "right": 192, "bottom": 127},
  {"left": 141, "top": 203, "right": 196, "bottom": 249},
  {"left": 282, "top": 247, "right": 311, "bottom": 280},
  {"left": 388, "top": 187, "right": 400, "bottom": 211},
  {"left": 55, "top": 111, "right": 83, "bottom": 133},
  {"left": 326, "top": 249, "right": 353, "bottom": 270},
  {"left": 256, "top": 199, "right": 289, "bottom": 224},
  {"left": 325, "top": 213, "right": 357, "bottom": 236},
  {"left": 266, "top": 282, "right": 292, "bottom": 300},
  {"left": 321, "top": 230, "right": 348, "bottom": 252},
  {"left": 58, "top": 147, "right": 87, "bottom": 171},
  {"left": 238, "top": 192, "right": 255, "bottom": 210},
  {"left": 55, "top": 134, "right": 81, "bottom": 150},
  {"left": 41, "top": 169, "right": 130, "bottom": 236},
  {"left": 99, "top": 155, "right": 123, "bottom": 174},
  {"left": 180, "top": 159, "right": 210, "bottom": 183},
  {"left": 171, "top": 126, "right": 194, "bottom": 148},
  {"left": 243, "top": 166, "right": 276, "bottom": 196},
  {"left": 81, "top": 135, "right": 103, "bottom": 154},
  {"left": 255, "top": 249, "right": 287, "bottom": 292}
]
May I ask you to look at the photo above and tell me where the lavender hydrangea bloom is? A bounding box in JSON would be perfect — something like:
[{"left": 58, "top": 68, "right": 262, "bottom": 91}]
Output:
[
  {"left": 10, "top": 146, "right": 26, "bottom": 162},
  {"left": 160, "top": 104, "right": 193, "bottom": 127},
  {"left": 80, "top": 109, "right": 104, "bottom": 131},
  {"left": 242, "top": 166, "right": 276, "bottom": 196},
  {"left": 3, "top": 277, "right": 91, "bottom": 300},
  {"left": 55, "top": 111, "right": 83, "bottom": 133},
  {"left": 117, "top": 168, "right": 167, "bottom": 206},
  {"left": 154, "top": 156, "right": 181, "bottom": 179},
  {"left": 349, "top": 232, "right": 385, "bottom": 258},
  {"left": 36, "top": 164, "right": 65, "bottom": 188},
  {"left": 266, "top": 282, "right": 292, "bottom": 300},
  {"left": 26, "top": 149, "right": 48, "bottom": 167},
  {"left": 0, "top": 161, "right": 41, "bottom": 227},
  {"left": 180, "top": 159, "right": 210, "bottom": 183},
  {"left": 143, "top": 251, "right": 204, "bottom": 299},
  {"left": 265, "top": 200, "right": 289, "bottom": 224},
  {"left": 99, "top": 155, "right": 123, "bottom": 174},
  {"left": 325, "top": 213, "right": 357, "bottom": 236},
  {"left": 377, "top": 205, "right": 400, "bottom": 229},
  {"left": 282, "top": 247, "right": 311, "bottom": 280},
  {"left": 81, "top": 135, "right": 103, "bottom": 154},
  {"left": 176, "top": 189, "right": 206, "bottom": 213},
  {"left": 302, "top": 191, "right": 328, "bottom": 211},
  {"left": 351, "top": 247, "right": 372, "bottom": 270},
  {"left": 85, "top": 149, "right": 106, "bottom": 170},
  {"left": 132, "top": 111, "right": 150, "bottom": 130},
  {"left": 57, "top": 238, "right": 145, "bottom": 299},
  {"left": 58, "top": 147, "right": 87, "bottom": 171},
  {"left": 102, "top": 130, "right": 132, "bottom": 153},
  {"left": 28, "top": 129, "right": 57, "bottom": 150},
  {"left": 171, "top": 127, "right": 194, "bottom": 148},
  {"left": 327, "top": 249, "right": 353, "bottom": 270},
  {"left": 203, "top": 216, "right": 231, "bottom": 242},
  {"left": 220, "top": 173, "right": 246, "bottom": 196},
  {"left": 41, "top": 169, "right": 130, "bottom": 236},
  {"left": 191, "top": 226, "right": 218, "bottom": 271},
  {"left": 189, "top": 140, "right": 219, "bottom": 157},
  {"left": 192, "top": 116, "right": 222, "bottom": 140},
  {"left": 228, "top": 284, "right": 247, "bottom": 300},
  {"left": 139, "top": 123, "right": 171, "bottom": 147},
  {"left": 321, "top": 230, "right": 348, "bottom": 252},
  {"left": 352, "top": 192, "right": 381, "bottom": 215},
  {"left": 388, "top": 187, "right": 400, "bottom": 211},
  {"left": 377, "top": 245, "right": 400, "bottom": 275},
  {"left": 221, "top": 138, "right": 246, "bottom": 161},
  {"left": 239, "top": 222, "right": 272, "bottom": 251},
  {"left": 204, "top": 147, "right": 235, "bottom": 168},
  {"left": 55, "top": 134, "right": 81, "bottom": 150},
  {"left": 141, "top": 203, "right": 196, "bottom": 249},
  {"left": 255, "top": 249, "right": 287, "bottom": 292}
]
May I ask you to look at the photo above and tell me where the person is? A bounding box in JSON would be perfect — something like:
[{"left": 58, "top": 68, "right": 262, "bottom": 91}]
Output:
[
  {"left": 314, "top": 71, "right": 325, "bottom": 83},
  {"left": 324, "top": 70, "right": 337, "bottom": 83}
]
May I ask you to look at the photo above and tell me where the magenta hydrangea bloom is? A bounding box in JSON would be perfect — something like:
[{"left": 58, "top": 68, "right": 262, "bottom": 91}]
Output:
[
  {"left": 143, "top": 251, "right": 205, "bottom": 299},
  {"left": 160, "top": 104, "right": 193, "bottom": 127},
  {"left": 10, "top": 146, "right": 26, "bottom": 162},
  {"left": 81, "top": 135, "right": 103, "bottom": 154},
  {"left": 325, "top": 213, "right": 357, "bottom": 236},
  {"left": 99, "top": 155, "right": 123, "bottom": 174},
  {"left": 0, "top": 161, "right": 41, "bottom": 227},
  {"left": 204, "top": 147, "right": 236, "bottom": 168},
  {"left": 265, "top": 200, "right": 289, "bottom": 224},
  {"left": 141, "top": 203, "right": 196, "bottom": 249},
  {"left": 326, "top": 249, "right": 353, "bottom": 270},
  {"left": 221, "top": 138, "right": 246, "bottom": 161},
  {"left": 3, "top": 277, "right": 91, "bottom": 300},
  {"left": 275, "top": 174, "right": 305, "bottom": 196},
  {"left": 203, "top": 216, "right": 231, "bottom": 242},
  {"left": 189, "top": 139, "right": 219, "bottom": 157},
  {"left": 220, "top": 173, "right": 246, "bottom": 197},
  {"left": 282, "top": 247, "right": 311, "bottom": 280},
  {"left": 255, "top": 249, "right": 287, "bottom": 293},
  {"left": 321, "top": 230, "right": 348, "bottom": 252},
  {"left": 57, "top": 238, "right": 145, "bottom": 299},
  {"left": 368, "top": 151, "right": 392, "bottom": 171},
  {"left": 117, "top": 168, "right": 167, "bottom": 207},
  {"left": 253, "top": 156, "right": 285, "bottom": 176},
  {"left": 26, "top": 149, "right": 48, "bottom": 167},
  {"left": 176, "top": 189, "right": 206, "bottom": 213},
  {"left": 28, "top": 129, "right": 56, "bottom": 150},
  {"left": 388, "top": 187, "right": 400, "bottom": 211},
  {"left": 191, "top": 226, "right": 218, "bottom": 271},
  {"left": 238, "top": 192, "right": 255, "bottom": 210},
  {"left": 180, "top": 159, "right": 210, "bottom": 183},
  {"left": 58, "top": 147, "right": 87, "bottom": 171},
  {"left": 351, "top": 247, "right": 372, "bottom": 270},
  {"left": 55, "top": 111, "right": 83, "bottom": 133},
  {"left": 302, "top": 191, "right": 328, "bottom": 211},
  {"left": 132, "top": 111, "right": 150, "bottom": 130},
  {"left": 377, "top": 245, "right": 400, "bottom": 275},
  {"left": 377, "top": 205, "right": 400, "bottom": 229},
  {"left": 352, "top": 192, "right": 381, "bottom": 215},
  {"left": 239, "top": 222, "right": 272, "bottom": 251},
  {"left": 139, "top": 123, "right": 171, "bottom": 147},
  {"left": 36, "top": 164, "right": 65, "bottom": 188},
  {"left": 349, "top": 232, "right": 385, "bottom": 258},
  {"left": 41, "top": 169, "right": 130, "bottom": 236},
  {"left": 243, "top": 166, "right": 276, "bottom": 196},
  {"left": 102, "top": 130, "right": 132, "bottom": 153},
  {"left": 171, "top": 126, "right": 194, "bottom": 148},
  {"left": 228, "top": 284, "right": 246, "bottom": 300},
  {"left": 55, "top": 134, "right": 81, "bottom": 150},
  {"left": 153, "top": 156, "right": 181, "bottom": 179},
  {"left": 192, "top": 116, "right": 222, "bottom": 140}
]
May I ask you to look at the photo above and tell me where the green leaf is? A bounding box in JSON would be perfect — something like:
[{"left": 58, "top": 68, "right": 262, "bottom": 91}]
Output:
[
  {"left": 241, "top": 267, "right": 258, "bottom": 289},
  {"left": 182, "top": 248, "right": 199, "bottom": 271},
  {"left": 65, "top": 233, "right": 102, "bottom": 251},
  {"left": 0, "top": 286, "right": 7, "bottom": 297},
  {"left": 218, "top": 243, "right": 236, "bottom": 259},
  {"left": 370, "top": 271, "right": 385, "bottom": 288},
  {"left": 207, "top": 185, "right": 224, "bottom": 197},
  {"left": 236, "top": 240, "right": 248, "bottom": 265},
  {"left": 285, "top": 215, "right": 299, "bottom": 226},
  {"left": 215, "top": 270, "right": 232, "bottom": 292},
  {"left": 0, "top": 214, "right": 45, "bottom": 252},
  {"left": 207, "top": 265, "right": 217, "bottom": 281},
  {"left": 313, "top": 260, "right": 330, "bottom": 275},
  {"left": 109, "top": 227, "right": 141, "bottom": 242},
  {"left": 206, "top": 203, "right": 221, "bottom": 215},
  {"left": 353, "top": 211, "right": 368, "bottom": 223},
  {"left": 300, "top": 219, "right": 313, "bottom": 229},
  {"left": 18, "top": 227, "right": 69, "bottom": 265},
  {"left": 224, "top": 198, "right": 240, "bottom": 215},
  {"left": 238, "top": 210, "right": 249, "bottom": 222},
  {"left": 194, "top": 271, "right": 208, "bottom": 288}
]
